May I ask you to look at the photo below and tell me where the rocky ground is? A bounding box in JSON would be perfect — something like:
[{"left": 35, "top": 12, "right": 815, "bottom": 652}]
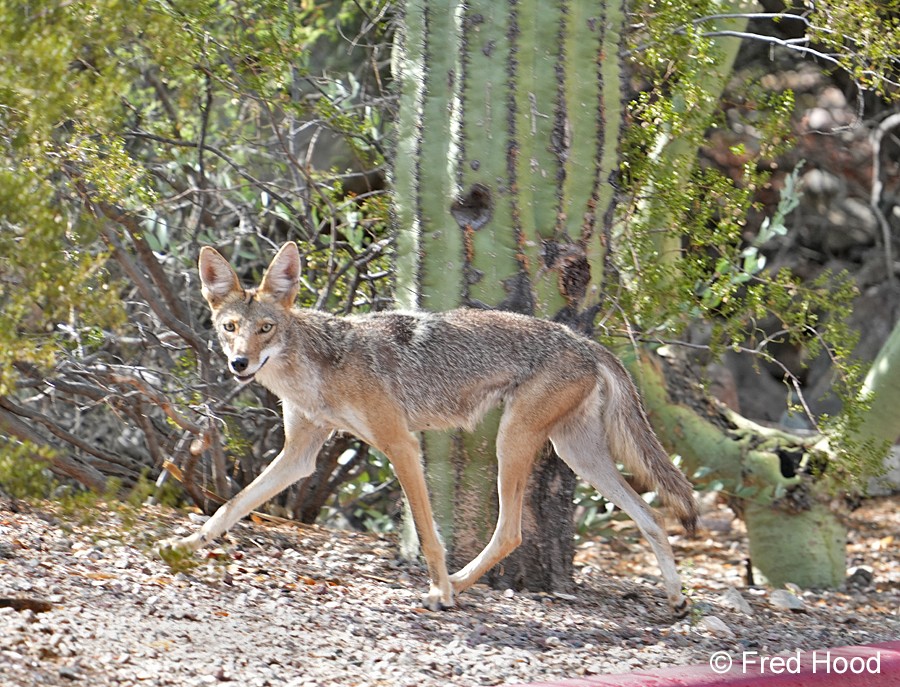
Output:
[{"left": 0, "top": 495, "right": 897, "bottom": 687}]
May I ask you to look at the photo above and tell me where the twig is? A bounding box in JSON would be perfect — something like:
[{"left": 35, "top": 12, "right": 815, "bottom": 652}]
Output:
[
  {"left": 98, "top": 224, "right": 207, "bottom": 355},
  {"left": 620, "top": 329, "right": 822, "bottom": 432},
  {"left": 315, "top": 237, "right": 391, "bottom": 310},
  {"left": 108, "top": 373, "right": 204, "bottom": 436},
  {"left": 192, "top": 63, "right": 214, "bottom": 243},
  {"left": 125, "top": 130, "right": 306, "bottom": 231},
  {"left": 0, "top": 404, "right": 108, "bottom": 492},
  {"left": 870, "top": 112, "right": 900, "bottom": 289},
  {"left": 0, "top": 396, "right": 134, "bottom": 474}
]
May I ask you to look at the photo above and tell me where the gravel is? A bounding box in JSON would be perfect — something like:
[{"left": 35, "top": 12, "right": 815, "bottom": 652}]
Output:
[{"left": 0, "top": 496, "right": 897, "bottom": 686}]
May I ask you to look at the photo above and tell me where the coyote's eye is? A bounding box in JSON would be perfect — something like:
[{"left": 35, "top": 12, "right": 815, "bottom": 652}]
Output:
[
  {"left": 259, "top": 322, "right": 274, "bottom": 334},
  {"left": 223, "top": 322, "right": 236, "bottom": 332}
]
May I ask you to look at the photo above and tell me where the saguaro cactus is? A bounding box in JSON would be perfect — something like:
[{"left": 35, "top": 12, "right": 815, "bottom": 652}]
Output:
[
  {"left": 392, "top": 0, "right": 628, "bottom": 589},
  {"left": 390, "top": 0, "right": 875, "bottom": 594}
]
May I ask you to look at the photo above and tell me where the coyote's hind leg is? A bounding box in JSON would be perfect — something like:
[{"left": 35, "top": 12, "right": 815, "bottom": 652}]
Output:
[{"left": 552, "top": 430, "right": 689, "bottom": 618}]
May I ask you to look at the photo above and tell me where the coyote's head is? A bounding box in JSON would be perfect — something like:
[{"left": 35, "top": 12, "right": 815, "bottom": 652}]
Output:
[{"left": 198, "top": 242, "right": 300, "bottom": 384}]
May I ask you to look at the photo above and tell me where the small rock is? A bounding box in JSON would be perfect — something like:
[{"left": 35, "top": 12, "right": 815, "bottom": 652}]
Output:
[
  {"left": 697, "top": 615, "right": 736, "bottom": 638},
  {"left": 720, "top": 587, "right": 753, "bottom": 616},
  {"left": 769, "top": 589, "right": 805, "bottom": 611},
  {"left": 846, "top": 566, "right": 874, "bottom": 589},
  {"left": 819, "top": 86, "right": 848, "bottom": 109},
  {"left": 689, "top": 600, "right": 714, "bottom": 616},
  {"left": 806, "top": 107, "right": 835, "bottom": 131},
  {"left": 840, "top": 197, "right": 878, "bottom": 234},
  {"left": 58, "top": 665, "right": 81, "bottom": 681},
  {"left": 802, "top": 168, "right": 841, "bottom": 195}
]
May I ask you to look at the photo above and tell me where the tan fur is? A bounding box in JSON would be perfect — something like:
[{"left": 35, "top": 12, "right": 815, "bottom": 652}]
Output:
[{"left": 162, "top": 241, "right": 698, "bottom": 616}]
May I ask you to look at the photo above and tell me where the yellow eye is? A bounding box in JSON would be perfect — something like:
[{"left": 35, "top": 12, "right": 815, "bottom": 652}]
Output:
[
  {"left": 259, "top": 322, "right": 274, "bottom": 334},
  {"left": 223, "top": 322, "right": 236, "bottom": 332}
]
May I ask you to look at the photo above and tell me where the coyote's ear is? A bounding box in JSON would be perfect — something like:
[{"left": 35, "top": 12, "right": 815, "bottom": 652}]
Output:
[
  {"left": 198, "top": 246, "right": 242, "bottom": 310},
  {"left": 258, "top": 241, "right": 301, "bottom": 308}
]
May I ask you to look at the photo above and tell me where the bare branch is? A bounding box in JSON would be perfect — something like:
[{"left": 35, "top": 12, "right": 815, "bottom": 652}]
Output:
[
  {"left": 99, "top": 224, "right": 208, "bottom": 355},
  {"left": 125, "top": 129, "right": 311, "bottom": 237},
  {"left": 870, "top": 112, "right": 900, "bottom": 289},
  {"left": 0, "top": 403, "right": 109, "bottom": 492},
  {"left": 108, "top": 373, "right": 204, "bottom": 436}
]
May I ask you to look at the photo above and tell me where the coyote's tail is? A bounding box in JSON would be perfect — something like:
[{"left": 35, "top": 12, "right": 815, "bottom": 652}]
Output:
[{"left": 598, "top": 355, "right": 698, "bottom": 535}]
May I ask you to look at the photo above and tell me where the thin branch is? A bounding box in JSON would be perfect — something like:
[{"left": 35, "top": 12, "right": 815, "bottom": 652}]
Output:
[
  {"left": 131, "top": 228, "right": 193, "bottom": 325},
  {"left": 619, "top": 327, "right": 823, "bottom": 432},
  {"left": 99, "top": 224, "right": 207, "bottom": 355},
  {"left": 870, "top": 112, "right": 900, "bottom": 289},
  {"left": 0, "top": 403, "right": 109, "bottom": 492},
  {"left": 125, "top": 130, "right": 308, "bottom": 233},
  {"left": 143, "top": 69, "right": 181, "bottom": 137},
  {"left": 134, "top": 399, "right": 166, "bottom": 470},
  {"left": 314, "top": 237, "right": 391, "bottom": 310},
  {"left": 696, "top": 30, "right": 842, "bottom": 67},
  {"left": 192, "top": 62, "right": 215, "bottom": 243},
  {"left": 63, "top": 166, "right": 208, "bottom": 359},
  {"left": 694, "top": 30, "right": 900, "bottom": 90},
  {"left": 0, "top": 396, "right": 139, "bottom": 477},
  {"left": 108, "top": 373, "right": 204, "bottom": 436}
]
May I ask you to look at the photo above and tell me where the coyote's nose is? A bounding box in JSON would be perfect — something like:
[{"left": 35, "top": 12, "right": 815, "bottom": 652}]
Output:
[{"left": 230, "top": 357, "right": 249, "bottom": 374}]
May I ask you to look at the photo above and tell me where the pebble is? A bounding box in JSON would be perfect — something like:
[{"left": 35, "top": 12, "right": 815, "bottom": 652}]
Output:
[
  {"left": 697, "top": 615, "right": 736, "bottom": 638},
  {"left": 0, "top": 499, "right": 897, "bottom": 687},
  {"left": 769, "top": 589, "right": 806, "bottom": 611},
  {"left": 846, "top": 566, "right": 874, "bottom": 589},
  {"left": 720, "top": 587, "right": 753, "bottom": 616}
]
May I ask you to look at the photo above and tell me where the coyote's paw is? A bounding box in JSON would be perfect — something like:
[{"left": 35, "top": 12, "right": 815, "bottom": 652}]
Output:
[
  {"left": 422, "top": 583, "right": 455, "bottom": 612},
  {"left": 156, "top": 533, "right": 206, "bottom": 568},
  {"left": 671, "top": 595, "right": 690, "bottom": 620}
]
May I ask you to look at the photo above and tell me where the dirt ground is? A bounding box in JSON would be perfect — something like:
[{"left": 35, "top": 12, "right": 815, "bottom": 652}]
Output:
[{"left": 0, "top": 495, "right": 897, "bottom": 687}]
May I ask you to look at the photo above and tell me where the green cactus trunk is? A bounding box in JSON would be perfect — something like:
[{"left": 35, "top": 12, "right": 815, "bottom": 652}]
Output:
[
  {"left": 391, "top": 0, "right": 858, "bottom": 594},
  {"left": 392, "top": 0, "right": 627, "bottom": 589}
]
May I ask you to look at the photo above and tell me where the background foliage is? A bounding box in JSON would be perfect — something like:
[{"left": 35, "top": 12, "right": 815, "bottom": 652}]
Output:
[{"left": 0, "top": 0, "right": 399, "bottom": 526}]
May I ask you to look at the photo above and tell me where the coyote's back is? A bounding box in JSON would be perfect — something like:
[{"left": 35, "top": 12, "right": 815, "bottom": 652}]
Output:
[
  {"left": 163, "top": 241, "right": 697, "bottom": 617},
  {"left": 337, "top": 308, "right": 604, "bottom": 432}
]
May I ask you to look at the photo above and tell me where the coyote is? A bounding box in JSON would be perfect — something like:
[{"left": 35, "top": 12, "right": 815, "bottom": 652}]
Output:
[{"left": 163, "top": 241, "right": 698, "bottom": 616}]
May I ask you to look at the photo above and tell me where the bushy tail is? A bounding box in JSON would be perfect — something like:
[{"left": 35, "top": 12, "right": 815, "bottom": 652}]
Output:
[{"left": 597, "top": 354, "right": 698, "bottom": 535}]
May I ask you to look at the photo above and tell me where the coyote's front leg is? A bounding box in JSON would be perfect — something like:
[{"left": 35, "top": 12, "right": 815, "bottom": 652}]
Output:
[
  {"left": 371, "top": 426, "right": 453, "bottom": 610},
  {"left": 159, "top": 411, "right": 330, "bottom": 557}
]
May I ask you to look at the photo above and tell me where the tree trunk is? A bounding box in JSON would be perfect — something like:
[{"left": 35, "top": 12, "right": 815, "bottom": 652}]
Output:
[{"left": 392, "top": 0, "right": 628, "bottom": 590}]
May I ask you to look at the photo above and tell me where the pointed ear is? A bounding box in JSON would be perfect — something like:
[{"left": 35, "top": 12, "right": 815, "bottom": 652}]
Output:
[
  {"left": 198, "top": 246, "right": 242, "bottom": 309},
  {"left": 258, "top": 242, "right": 301, "bottom": 307}
]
